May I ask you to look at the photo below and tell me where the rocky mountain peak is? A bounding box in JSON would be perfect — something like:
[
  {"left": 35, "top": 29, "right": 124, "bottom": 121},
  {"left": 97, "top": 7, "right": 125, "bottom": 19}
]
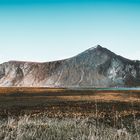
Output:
[
  {"left": 0, "top": 45, "right": 140, "bottom": 87},
  {"left": 85, "top": 44, "right": 103, "bottom": 51},
  {"left": 94, "top": 44, "right": 103, "bottom": 49},
  {"left": 83, "top": 45, "right": 114, "bottom": 55}
]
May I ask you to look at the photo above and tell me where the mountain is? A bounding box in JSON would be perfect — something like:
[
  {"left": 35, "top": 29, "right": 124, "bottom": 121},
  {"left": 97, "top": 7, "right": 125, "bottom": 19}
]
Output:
[{"left": 0, "top": 45, "right": 140, "bottom": 87}]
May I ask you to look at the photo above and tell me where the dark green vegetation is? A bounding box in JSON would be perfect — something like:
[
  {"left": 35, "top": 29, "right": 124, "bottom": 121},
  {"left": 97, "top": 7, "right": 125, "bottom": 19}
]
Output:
[{"left": 0, "top": 88, "right": 139, "bottom": 140}]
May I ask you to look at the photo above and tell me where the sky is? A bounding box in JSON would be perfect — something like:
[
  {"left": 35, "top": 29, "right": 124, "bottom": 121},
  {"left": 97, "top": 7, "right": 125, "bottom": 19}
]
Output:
[{"left": 0, "top": 0, "right": 140, "bottom": 63}]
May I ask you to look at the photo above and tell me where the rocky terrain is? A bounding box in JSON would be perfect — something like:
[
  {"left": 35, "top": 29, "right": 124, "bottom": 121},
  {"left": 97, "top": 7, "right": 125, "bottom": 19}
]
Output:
[{"left": 0, "top": 45, "right": 140, "bottom": 87}]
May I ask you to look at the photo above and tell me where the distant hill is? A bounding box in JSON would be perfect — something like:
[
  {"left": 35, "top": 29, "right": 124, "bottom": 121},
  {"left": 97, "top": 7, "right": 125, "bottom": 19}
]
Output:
[{"left": 0, "top": 45, "right": 140, "bottom": 87}]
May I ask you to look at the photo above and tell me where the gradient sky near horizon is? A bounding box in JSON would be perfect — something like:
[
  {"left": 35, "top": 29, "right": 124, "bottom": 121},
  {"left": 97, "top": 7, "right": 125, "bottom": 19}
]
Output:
[{"left": 0, "top": 0, "right": 140, "bottom": 63}]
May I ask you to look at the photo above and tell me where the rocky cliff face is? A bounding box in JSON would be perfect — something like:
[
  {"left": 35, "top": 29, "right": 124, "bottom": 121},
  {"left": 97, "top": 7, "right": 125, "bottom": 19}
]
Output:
[{"left": 0, "top": 45, "right": 140, "bottom": 87}]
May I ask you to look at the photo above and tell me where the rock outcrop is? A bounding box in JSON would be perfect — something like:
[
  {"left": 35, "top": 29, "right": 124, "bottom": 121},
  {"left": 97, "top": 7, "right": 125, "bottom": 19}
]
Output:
[{"left": 0, "top": 45, "right": 140, "bottom": 87}]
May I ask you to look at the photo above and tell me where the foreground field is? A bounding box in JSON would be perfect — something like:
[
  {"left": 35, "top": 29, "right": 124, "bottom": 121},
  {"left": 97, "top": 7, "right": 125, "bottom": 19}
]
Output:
[
  {"left": 0, "top": 113, "right": 139, "bottom": 140},
  {"left": 0, "top": 88, "right": 139, "bottom": 140}
]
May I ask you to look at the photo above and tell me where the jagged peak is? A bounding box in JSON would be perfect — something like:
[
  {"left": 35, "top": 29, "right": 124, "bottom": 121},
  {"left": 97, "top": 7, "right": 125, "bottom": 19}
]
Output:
[
  {"left": 88, "top": 44, "right": 103, "bottom": 51},
  {"left": 75, "top": 45, "right": 103, "bottom": 57},
  {"left": 88, "top": 45, "right": 117, "bottom": 56},
  {"left": 86, "top": 45, "right": 134, "bottom": 63},
  {"left": 78, "top": 45, "right": 112, "bottom": 56}
]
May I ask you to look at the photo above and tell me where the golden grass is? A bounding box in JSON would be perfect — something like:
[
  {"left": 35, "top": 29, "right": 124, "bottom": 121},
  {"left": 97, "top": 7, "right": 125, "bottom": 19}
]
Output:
[
  {"left": 0, "top": 87, "right": 139, "bottom": 102},
  {"left": 55, "top": 94, "right": 140, "bottom": 102},
  {"left": 0, "top": 87, "right": 66, "bottom": 94}
]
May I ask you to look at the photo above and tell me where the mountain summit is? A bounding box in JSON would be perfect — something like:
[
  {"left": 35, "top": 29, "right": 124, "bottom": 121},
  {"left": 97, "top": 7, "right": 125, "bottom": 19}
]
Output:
[{"left": 0, "top": 45, "right": 140, "bottom": 87}]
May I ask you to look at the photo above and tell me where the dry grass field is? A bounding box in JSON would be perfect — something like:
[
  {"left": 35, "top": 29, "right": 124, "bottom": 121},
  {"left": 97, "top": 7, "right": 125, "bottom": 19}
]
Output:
[
  {"left": 0, "top": 87, "right": 139, "bottom": 140},
  {"left": 0, "top": 87, "right": 140, "bottom": 101}
]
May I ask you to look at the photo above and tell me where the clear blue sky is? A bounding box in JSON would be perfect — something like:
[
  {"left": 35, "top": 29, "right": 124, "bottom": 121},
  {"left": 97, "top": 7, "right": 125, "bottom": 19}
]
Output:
[{"left": 0, "top": 0, "right": 140, "bottom": 63}]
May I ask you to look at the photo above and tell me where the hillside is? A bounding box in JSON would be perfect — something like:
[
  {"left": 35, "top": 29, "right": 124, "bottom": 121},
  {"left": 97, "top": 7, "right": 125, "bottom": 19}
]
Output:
[{"left": 0, "top": 45, "right": 140, "bottom": 87}]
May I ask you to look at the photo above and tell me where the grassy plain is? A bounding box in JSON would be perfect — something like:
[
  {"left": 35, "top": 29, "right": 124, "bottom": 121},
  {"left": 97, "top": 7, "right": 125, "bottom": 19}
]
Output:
[{"left": 0, "top": 87, "right": 139, "bottom": 139}]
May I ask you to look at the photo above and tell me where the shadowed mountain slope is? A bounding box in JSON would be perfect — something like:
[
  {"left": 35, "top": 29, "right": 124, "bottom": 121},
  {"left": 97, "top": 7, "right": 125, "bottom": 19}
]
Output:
[{"left": 0, "top": 45, "right": 140, "bottom": 87}]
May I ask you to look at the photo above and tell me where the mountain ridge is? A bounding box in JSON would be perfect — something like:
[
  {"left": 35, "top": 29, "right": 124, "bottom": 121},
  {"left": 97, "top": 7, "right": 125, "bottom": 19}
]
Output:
[{"left": 0, "top": 45, "right": 140, "bottom": 87}]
